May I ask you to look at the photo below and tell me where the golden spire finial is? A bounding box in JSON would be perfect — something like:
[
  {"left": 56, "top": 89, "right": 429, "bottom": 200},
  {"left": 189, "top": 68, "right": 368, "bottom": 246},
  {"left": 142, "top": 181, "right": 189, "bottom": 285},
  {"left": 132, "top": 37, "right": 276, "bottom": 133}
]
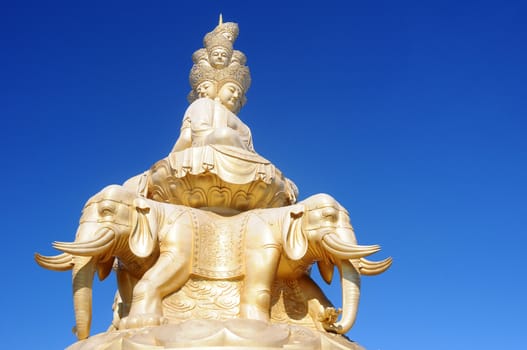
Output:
[{"left": 219, "top": 13, "right": 223, "bottom": 26}]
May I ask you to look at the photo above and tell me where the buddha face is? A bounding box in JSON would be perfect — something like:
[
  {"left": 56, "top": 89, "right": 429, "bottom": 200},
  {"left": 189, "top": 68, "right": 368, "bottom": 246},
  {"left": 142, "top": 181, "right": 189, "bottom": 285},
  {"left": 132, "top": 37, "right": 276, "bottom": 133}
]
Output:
[
  {"left": 196, "top": 80, "right": 217, "bottom": 99},
  {"left": 209, "top": 48, "right": 230, "bottom": 69},
  {"left": 218, "top": 82, "right": 243, "bottom": 113}
]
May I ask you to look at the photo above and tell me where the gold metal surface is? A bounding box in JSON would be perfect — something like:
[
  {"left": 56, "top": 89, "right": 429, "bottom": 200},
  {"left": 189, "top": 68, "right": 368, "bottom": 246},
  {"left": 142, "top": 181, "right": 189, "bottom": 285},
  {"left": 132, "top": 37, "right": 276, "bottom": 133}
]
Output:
[{"left": 35, "top": 17, "right": 391, "bottom": 350}]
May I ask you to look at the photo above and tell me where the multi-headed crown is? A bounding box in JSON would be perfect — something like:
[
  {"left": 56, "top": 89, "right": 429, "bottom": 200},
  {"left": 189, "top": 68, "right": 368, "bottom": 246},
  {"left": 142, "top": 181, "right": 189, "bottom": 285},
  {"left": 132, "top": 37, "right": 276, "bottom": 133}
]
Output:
[
  {"left": 188, "top": 63, "right": 251, "bottom": 106},
  {"left": 188, "top": 16, "right": 251, "bottom": 109}
]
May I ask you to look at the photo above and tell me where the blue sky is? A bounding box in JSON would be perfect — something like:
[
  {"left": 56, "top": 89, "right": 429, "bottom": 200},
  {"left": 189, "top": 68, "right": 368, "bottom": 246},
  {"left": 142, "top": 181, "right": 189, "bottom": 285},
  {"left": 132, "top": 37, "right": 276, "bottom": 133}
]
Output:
[{"left": 2, "top": 1, "right": 526, "bottom": 349}]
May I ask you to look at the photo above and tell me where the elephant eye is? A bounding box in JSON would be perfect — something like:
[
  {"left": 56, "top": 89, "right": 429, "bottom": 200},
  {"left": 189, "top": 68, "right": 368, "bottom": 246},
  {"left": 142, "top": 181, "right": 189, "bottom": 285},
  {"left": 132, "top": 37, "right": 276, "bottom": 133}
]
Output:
[
  {"left": 99, "top": 201, "right": 117, "bottom": 217},
  {"left": 321, "top": 208, "right": 338, "bottom": 221}
]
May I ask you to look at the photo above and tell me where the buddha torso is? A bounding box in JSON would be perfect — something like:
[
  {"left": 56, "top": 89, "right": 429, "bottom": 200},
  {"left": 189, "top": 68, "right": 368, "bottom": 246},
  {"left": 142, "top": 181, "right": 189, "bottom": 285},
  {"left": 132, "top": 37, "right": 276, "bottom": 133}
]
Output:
[{"left": 173, "top": 98, "right": 253, "bottom": 152}]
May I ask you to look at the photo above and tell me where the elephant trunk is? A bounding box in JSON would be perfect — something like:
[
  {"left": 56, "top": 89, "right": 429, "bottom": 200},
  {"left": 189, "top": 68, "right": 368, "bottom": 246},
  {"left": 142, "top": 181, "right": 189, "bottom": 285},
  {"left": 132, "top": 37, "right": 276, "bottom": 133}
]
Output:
[
  {"left": 72, "top": 255, "right": 95, "bottom": 340},
  {"left": 333, "top": 259, "right": 361, "bottom": 334}
]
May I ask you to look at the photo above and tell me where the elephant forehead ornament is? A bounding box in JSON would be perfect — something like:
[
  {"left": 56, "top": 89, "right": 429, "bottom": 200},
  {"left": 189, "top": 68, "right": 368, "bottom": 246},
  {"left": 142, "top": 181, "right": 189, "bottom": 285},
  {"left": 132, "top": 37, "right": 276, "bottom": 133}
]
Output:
[{"left": 303, "top": 194, "right": 353, "bottom": 231}]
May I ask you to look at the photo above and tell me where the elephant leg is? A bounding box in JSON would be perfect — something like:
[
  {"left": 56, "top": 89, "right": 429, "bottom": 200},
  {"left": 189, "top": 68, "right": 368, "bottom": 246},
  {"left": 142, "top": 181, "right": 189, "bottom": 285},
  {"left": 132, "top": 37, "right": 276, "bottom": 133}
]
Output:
[
  {"left": 240, "top": 245, "right": 281, "bottom": 322},
  {"left": 296, "top": 274, "right": 340, "bottom": 332},
  {"left": 120, "top": 249, "right": 191, "bottom": 329},
  {"left": 116, "top": 267, "right": 138, "bottom": 319}
]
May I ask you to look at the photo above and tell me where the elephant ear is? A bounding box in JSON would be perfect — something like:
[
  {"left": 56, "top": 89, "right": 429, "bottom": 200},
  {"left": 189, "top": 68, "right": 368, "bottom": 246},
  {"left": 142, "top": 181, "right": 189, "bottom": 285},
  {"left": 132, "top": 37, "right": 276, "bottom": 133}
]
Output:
[
  {"left": 282, "top": 204, "right": 307, "bottom": 261},
  {"left": 129, "top": 198, "right": 156, "bottom": 258}
]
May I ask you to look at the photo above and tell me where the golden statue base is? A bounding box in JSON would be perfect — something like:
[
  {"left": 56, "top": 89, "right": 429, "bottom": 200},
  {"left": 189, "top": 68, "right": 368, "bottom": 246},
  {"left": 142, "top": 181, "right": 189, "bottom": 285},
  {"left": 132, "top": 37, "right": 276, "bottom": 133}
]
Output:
[{"left": 66, "top": 320, "right": 364, "bottom": 350}]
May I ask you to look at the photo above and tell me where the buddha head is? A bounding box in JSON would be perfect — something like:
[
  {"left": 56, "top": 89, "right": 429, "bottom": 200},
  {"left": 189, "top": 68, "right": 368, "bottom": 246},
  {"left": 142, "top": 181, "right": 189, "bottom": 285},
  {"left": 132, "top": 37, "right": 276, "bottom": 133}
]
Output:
[
  {"left": 202, "top": 16, "right": 239, "bottom": 69},
  {"left": 204, "top": 16, "right": 239, "bottom": 44},
  {"left": 231, "top": 50, "right": 247, "bottom": 67},
  {"left": 196, "top": 80, "right": 217, "bottom": 99},
  {"left": 188, "top": 63, "right": 218, "bottom": 103},
  {"left": 208, "top": 46, "right": 232, "bottom": 69},
  {"left": 216, "top": 65, "right": 251, "bottom": 113},
  {"left": 191, "top": 48, "right": 208, "bottom": 65},
  {"left": 204, "top": 35, "right": 233, "bottom": 69},
  {"left": 217, "top": 81, "right": 243, "bottom": 113}
]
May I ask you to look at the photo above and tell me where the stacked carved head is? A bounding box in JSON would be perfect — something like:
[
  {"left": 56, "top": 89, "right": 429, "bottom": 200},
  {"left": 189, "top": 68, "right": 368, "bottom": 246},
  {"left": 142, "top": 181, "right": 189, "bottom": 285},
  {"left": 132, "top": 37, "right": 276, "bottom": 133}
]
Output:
[{"left": 188, "top": 18, "right": 251, "bottom": 114}]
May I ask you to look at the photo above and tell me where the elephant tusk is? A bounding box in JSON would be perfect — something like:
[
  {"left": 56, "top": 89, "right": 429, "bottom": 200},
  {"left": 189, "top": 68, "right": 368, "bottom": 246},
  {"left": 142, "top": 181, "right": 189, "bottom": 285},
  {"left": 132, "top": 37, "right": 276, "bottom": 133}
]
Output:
[
  {"left": 359, "top": 257, "right": 392, "bottom": 276},
  {"left": 53, "top": 228, "right": 115, "bottom": 256},
  {"left": 34, "top": 252, "right": 74, "bottom": 271},
  {"left": 322, "top": 235, "right": 380, "bottom": 259}
]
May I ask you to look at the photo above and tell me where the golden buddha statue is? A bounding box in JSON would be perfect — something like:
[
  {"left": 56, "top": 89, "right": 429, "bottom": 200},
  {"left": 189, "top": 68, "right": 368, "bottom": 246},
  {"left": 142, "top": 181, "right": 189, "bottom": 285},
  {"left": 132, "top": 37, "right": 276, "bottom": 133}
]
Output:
[
  {"left": 35, "top": 16, "right": 391, "bottom": 350},
  {"left": 124, "top": 18, "right": 297, "bottom": 213}
]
